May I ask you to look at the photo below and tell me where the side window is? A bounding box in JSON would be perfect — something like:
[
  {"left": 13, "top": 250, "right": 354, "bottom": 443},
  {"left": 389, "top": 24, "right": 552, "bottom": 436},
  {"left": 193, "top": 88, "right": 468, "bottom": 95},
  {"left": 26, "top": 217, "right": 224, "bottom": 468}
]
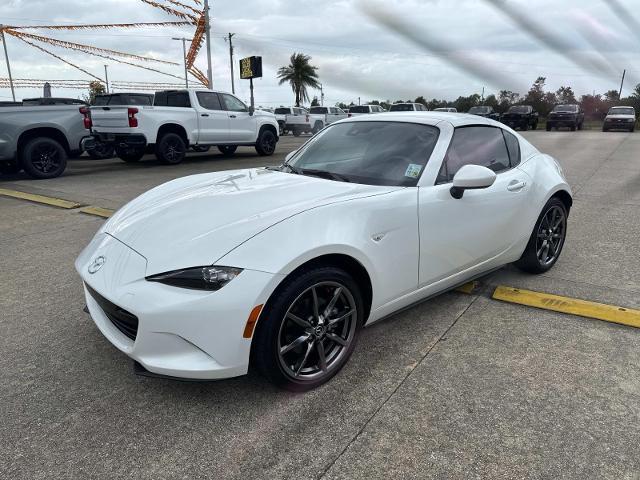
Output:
[
  {"left": 196, "top": 92, "right": 223, "bottom": 110},
  {"left": 220, "top": 94, "right": 248, "bottom": 112},
  {"left": 502, "top": 130, "right": 521, "bottom": 167},
  {"left": 436, "top": 126, "right": 511, "bottom": 184},
  {"left": 154, "top": 91, "right": 167, "bottom": 106},
  {"left": 166, "top": 92, "right": 191, "bottom": 108}
]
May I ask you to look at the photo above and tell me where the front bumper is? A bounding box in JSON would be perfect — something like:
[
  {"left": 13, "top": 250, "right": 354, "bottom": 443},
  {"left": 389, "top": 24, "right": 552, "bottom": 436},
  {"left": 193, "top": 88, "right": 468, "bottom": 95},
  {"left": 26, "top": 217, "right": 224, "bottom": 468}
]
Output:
[
  {"left": 76, "top": 233, "right": 281, "bottom": 380},
  {"left": 603, "top": 119, "right": 635, "bottom": 129}
]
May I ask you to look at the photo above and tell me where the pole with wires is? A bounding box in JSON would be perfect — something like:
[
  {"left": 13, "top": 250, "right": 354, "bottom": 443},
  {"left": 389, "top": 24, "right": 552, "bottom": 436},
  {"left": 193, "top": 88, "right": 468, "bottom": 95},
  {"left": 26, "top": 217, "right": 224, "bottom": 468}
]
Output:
[
  {"left": 104, "top": 65, "right": 110, "bottom": 93},
  {"left": 172, "top": 37, "right": 189, "bottom": 88},
  {"left": 228, "top": 33, "right": 235, "bottom": 94},
  {"left": 618, "top": 69, "right": 626, "bottom": 99},
  {"left": 1, "top": 26, "right": 16, "bottom": 102},
  {"left": 204, "top": 0, "right": 213, "bottom": 88}
]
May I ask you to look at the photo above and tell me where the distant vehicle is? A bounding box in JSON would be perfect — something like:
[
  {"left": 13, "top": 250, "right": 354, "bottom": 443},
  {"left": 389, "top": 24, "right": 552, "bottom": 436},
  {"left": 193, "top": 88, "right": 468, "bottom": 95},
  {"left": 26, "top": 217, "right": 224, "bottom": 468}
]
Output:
[
  {"left": 308, "top": 106, "right": 348, "bottom": 132},
  {"left": 22, "top": 97, "right": 86, "bottom": 106},
  {"left": 389, "top": 103, "right": 428, "bottom": 112},
  {"left": 93, "top": 93, "right": 154, "bottom": 106},
  {"left": 258, "top": 106, "right": 274, "bottom": 113},
  {"left": 468, "top": 106, "right": 500, "bottom": 121},
  {"left": 85, "top": 89, "right": 279, "bottom": 164},
  {"left": 434, "top": 107, "right": 457, "bottom": 113},
  {"left": 602, "top": 106, "right": 636, "bottom": 132},
  {"left": 546, "top": 104, "right": 584, "bottom": 131},
  {"left": 501, "top": 105, "right": 539, "bottom": 131},
  {"left": 347, "top": 105, "right": 386, "bottom": 117},
  {"left": 0, "top": 102, "right": 89, "bottom": 178},
  {"left": 274, "top": 106, "right": 312, "bottom": 136}
]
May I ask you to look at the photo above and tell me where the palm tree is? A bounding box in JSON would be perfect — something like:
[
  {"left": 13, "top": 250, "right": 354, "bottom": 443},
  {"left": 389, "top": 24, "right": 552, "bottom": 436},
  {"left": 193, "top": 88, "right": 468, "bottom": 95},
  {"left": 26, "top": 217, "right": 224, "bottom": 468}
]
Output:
[{"left": 277, "top": 53, "right": 320, "bottom": 107}]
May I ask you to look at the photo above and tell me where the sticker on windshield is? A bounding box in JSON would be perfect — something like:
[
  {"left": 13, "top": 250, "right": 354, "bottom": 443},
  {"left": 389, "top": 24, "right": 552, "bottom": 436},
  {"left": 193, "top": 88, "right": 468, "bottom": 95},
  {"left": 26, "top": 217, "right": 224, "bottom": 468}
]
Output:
[{"left": 405, "top": 164, "right": 422, "bottom": 179}]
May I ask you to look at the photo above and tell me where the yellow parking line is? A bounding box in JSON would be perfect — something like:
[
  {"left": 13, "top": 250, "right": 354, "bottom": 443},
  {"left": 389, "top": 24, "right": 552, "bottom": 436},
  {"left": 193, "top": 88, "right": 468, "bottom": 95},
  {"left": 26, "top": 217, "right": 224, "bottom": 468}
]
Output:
[
  {"left": 79, "top": 206, "right": 114, "bottom": 219},
  {"left": 0, "top": 188, "right": 81, "bottom": 209},
  {"left": 493, "top": 286, "right": 640, "bottom": 329},
  {"left": 456, "top": 281, "right": 480, "bottom": 294}
]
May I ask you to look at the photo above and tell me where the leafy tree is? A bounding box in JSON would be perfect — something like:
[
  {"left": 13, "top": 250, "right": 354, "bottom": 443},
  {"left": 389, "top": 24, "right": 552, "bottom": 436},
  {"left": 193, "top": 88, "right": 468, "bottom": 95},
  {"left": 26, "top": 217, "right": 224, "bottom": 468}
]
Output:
[
  {"left": 556, "top": 86, "right": 577, "bottom": 104},
  {"left": 604, "top": 90, "right": 620, "bottom": 102},
  {"left": 524, "top": 77, "right": 547, "bottom": 113},
  {"left": 484, "top": 94, "right": 499, "bottom": 110},
  {"left": 453, "top": 93, "right": 481, "bottom": 113},
  {"left": 277, "top": 53, "right": 320, "bottom": 107},
  {"left": 498, "top": 90, "right": 521, "bottom": 112},
  {"left": 414, "top": 96, "right": 427, "bottom": 106},
  {"left": 580, "top": 94, "right": 607, "bottom": 120},
  {"left": 310, "top": 96, "right": 319, "bottom": 107},
  {"left": 632, "top": 83, "right": 640, "bottom": 98},
  {"left": 83, "top": 81, "right": 106, "bottom": 104}
]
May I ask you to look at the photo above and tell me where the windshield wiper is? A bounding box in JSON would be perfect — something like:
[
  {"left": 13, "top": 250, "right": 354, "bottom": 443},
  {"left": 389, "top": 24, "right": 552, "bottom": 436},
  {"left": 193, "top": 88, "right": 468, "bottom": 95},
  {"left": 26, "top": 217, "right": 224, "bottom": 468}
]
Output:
[
  {"left": 298, "top": 169, "right": 351, "bottom": 183},
  {"left": 281, "top": 164, "right": 302, "bottom": 174}
]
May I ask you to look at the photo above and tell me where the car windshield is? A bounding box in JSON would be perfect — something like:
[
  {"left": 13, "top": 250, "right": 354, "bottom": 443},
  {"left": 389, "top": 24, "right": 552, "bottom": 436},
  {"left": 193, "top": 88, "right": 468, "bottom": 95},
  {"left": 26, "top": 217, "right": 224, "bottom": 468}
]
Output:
[
  {"left": 507, "top": 106, "right": 530, "bottom": 114},
  {"left": 469, "top": 106, "right": 490, "bottom": 114},
  {"left": 609, "top": 107, "right": 635, "bottom": 115},
  {"left": 553, "top": 105, "right": 578, "bottom": 112},
  {"left": 285, "top": 121, "right": 439, "bottom": 187},
  {"left": 390, "top": 104, "right": 415, "bottom": 111},
  {"left": 310, "top": 107, "right": 328, "bottom": 114},
  {"left": 274, "top": 108, "right": 290, "bottom": 114},
  {"left": 349, "top": 106, "right": 370, "bottom": 113}
]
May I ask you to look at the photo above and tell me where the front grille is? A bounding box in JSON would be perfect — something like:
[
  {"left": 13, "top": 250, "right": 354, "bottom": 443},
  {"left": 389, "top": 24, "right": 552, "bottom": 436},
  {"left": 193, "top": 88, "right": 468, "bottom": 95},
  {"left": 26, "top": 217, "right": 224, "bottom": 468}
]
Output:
[{"left": 86, "top": 283, "right": 138, "bottom": 341}]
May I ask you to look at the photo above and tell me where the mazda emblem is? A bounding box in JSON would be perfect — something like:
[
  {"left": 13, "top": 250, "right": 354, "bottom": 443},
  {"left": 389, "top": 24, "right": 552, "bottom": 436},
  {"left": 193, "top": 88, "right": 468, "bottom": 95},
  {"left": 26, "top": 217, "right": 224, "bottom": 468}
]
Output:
[{"left": 88, "top": 256, "right": 106, "bottom": 274}]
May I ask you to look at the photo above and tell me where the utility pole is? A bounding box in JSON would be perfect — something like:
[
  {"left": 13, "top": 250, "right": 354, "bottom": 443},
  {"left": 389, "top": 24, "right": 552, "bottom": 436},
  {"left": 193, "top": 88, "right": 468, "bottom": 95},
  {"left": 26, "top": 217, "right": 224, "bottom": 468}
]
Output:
[
  {"left": 104, "top": 65, "right": 110, "bottom": 93},
  {"left": 618, "top": 69, "right": 626, "bottom": 99},
  {"left": 0, "top": 26, "right": 16, "bottom": 102},
  {"left": 358, "top": 96, "right": 361, "bottom": 105},
  {"left": 227, "top": 33, "right": 235, "bottom": 94},
  {"left": 481, "top": 86, "right": 485, "bottom": 103},
  {"left": 204, "top": 0, "right": 213, "bottom": 88},
  {"left": 319, "top": 83, "right": 324, "bottom": 106},
  {"left": 172, "top": 37, "right": 189, "bottom": 88}
]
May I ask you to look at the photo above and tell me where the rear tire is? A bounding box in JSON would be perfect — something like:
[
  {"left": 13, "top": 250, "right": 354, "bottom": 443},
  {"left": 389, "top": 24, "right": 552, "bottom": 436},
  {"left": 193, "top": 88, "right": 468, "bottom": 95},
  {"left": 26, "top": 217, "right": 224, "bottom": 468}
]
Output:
[
  {"left": 155, "top": 133, "right": 187, "bottom": 165},
  {"left": 312, "top": 122, "right": 324, "bottom": 134},
  {"left": 217, "top": 145, "right": 238, "bottom": 156},
  {"left": 22, "top": 137, "right": 67, "bottom": 179},
  {"left": 546, "top": 124, "right": 552, "bottom": 131},
  {"left": 293, "top": 127, "right": 302, "bottom": 137},
  {"left": 252, "top": 266, "right": 364, "bottom": 391},
  {"left": 115, "top": 146, "right": 145, "bottom": 163},
  {"left": 532, "top": 121, "right": 538, "bottom": 130},
  {"left": 191, "top": 145, "right": 210, "bottom": 153},
  {"left": 87, "top": 142, "right": 115, "bottom": 160},
  {"left": 515, "top": 197, "right": 568, "bottom": 274},
  {"left": 255, "top": 129, "right": 277, "bottom": 156}
]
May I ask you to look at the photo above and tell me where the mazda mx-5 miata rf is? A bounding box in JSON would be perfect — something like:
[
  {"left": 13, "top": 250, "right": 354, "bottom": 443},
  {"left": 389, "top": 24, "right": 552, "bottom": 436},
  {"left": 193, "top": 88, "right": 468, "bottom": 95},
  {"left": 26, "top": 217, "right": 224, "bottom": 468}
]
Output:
[{"left": 76, "top": 112, "right": 572, "bottom": 391}]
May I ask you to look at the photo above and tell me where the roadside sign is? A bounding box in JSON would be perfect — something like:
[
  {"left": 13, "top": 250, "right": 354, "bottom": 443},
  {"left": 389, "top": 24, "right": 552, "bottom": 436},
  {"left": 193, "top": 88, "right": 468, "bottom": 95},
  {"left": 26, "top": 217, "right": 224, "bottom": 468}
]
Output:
[{"left": 239, "top": 56, "right": 263, "bottom": 80}]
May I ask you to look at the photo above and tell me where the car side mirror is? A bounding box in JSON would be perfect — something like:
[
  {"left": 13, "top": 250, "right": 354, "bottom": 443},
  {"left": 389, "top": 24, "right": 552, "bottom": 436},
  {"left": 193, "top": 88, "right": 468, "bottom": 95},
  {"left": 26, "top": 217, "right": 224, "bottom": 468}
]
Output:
[
  {"left": 450, "top": 164, "right": 497, "bottom": 199},
  {"left": 285, "top": 150, "right": 297, "bottom": 163}
]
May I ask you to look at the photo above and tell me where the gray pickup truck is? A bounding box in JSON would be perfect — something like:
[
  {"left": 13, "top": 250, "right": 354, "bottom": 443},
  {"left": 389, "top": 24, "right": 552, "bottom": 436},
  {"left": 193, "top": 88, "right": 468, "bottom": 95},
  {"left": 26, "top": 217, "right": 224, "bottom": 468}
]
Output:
[{"left": 0, "top": 103, "right": 90, "bottom": 179}]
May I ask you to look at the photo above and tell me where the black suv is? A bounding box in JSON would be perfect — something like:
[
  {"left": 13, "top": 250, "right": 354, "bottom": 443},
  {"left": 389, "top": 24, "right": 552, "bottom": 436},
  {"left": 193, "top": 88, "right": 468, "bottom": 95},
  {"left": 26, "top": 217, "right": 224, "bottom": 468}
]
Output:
[
  {"left": 546, "top": 104, "right": 584, "bottom": 131},
  {"left": 501, "top": 105, "right": 538, "bottom": 130},
  {"left": 468, "top": 106, "right": 500, "bottom": 121}
]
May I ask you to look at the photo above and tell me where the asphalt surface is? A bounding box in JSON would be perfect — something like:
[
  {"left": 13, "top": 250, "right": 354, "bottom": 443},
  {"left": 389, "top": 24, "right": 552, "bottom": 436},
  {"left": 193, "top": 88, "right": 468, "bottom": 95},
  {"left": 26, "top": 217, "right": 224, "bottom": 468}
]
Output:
[{"left": 1, "top": 131, "right": 639, "bottom": 479}]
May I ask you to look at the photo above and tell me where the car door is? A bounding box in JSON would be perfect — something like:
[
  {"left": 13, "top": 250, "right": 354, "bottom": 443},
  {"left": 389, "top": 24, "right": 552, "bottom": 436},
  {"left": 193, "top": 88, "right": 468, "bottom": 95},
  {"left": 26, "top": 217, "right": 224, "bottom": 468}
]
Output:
[
  {"left": 418, "top": 125, "right": 532, "bottom": 288},
  {"left": 219, "top": 93, "right": 257, "bottom": 143},
  {"left": 194, "top": 92, "right": 230, "bottom": 143}
]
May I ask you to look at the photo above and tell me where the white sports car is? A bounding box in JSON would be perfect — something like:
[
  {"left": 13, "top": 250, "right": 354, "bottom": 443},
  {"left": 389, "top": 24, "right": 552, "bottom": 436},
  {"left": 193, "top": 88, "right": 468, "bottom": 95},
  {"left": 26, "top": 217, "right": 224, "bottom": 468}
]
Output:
[{"left": 76, "top": 113, "right": 572, "bottom": 391}]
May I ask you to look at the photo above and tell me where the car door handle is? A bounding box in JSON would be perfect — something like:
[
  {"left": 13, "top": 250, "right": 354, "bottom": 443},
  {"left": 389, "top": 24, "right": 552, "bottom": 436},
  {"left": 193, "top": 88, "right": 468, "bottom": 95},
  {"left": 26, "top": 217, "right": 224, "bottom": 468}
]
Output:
[
  {"left": 229, "top": 115, "right": 237, "bottom": 118},
  {"left": 507, "top": 180, "right": 527, "bottom": 192},
  {"left": 201, "top": 113, "right": 209, "bottom": 117}
]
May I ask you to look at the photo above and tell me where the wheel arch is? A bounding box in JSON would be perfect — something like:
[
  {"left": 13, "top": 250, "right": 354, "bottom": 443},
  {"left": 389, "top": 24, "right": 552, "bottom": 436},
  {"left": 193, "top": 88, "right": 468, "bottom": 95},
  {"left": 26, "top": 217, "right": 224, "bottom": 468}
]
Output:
[
  {"left": 258, "top": 122, "right": 278, "bottom": 141},
  {"left": 156, "top": 123, "right": 189, "bottom": 147},
  {"left": 551, "top": 189, "right": 573, "bottom": 212},
  {"left": 18, "top": 127, "right": 71, "bottom": 157}
]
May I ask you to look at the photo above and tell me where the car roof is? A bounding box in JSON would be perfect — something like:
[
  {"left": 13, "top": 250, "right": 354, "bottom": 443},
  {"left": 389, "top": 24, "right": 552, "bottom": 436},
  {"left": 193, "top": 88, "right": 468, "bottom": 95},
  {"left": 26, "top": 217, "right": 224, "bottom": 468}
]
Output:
[{"left": 341, "top": 111, "right": 499, "bottom": 127}]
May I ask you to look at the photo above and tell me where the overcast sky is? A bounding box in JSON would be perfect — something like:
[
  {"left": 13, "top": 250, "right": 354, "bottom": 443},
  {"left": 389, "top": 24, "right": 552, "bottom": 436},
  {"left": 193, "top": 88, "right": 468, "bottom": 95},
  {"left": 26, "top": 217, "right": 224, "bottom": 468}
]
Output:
[{"left": 2, "top": 0, "right": 639, "bottom": 105}]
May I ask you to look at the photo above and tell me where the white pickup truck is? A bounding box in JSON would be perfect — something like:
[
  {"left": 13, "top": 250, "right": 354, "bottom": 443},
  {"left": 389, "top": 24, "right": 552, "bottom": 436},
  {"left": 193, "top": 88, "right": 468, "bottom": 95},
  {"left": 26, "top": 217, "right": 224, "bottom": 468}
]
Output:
[
  {"left": 84, "top": 89, "right": 279, "bottom": 164},
  {"left": 308, "top": 106, "right": 348, "bottom": 133},
  {"left": 273, "top": 106, "right": 312, "bottom": 136}
]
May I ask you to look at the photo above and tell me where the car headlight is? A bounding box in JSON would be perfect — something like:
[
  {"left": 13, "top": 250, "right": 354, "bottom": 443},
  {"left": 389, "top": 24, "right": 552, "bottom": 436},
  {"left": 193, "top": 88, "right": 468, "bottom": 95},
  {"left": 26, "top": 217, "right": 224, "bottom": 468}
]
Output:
[
  {"left": 627, "top": 118, "right": 635, "bottom": 122},
  {"left": 146, "top": 266, "right": 243, "bottom": 291}
]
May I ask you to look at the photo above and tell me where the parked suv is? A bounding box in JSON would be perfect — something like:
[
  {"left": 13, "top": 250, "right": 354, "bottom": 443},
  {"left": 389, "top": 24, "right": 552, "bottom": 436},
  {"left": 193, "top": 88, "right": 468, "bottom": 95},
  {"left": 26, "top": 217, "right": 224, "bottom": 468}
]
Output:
[
  {"left": 468, "top": 106, "right": 500, "bottom": 121},
  {"left": 501, "top": 105, "right": 539, "bottom": 131},
  {"left": 389, "top": 103, "right": 428, "bottom": 112},
  {"left": 547, "top": 104, "right": 584, "bottom": 131},
  {"left": 602, "top": 106, "right": 636, "bottom": 132},
  {"left": 274, "top": 106, "right": 311, "bottom": 136},
  {"left": 347, "top": 105, "right": 385, "bottom": 116},
  {"left": 308, "top": 106, "right": 348, "bottom": 132}
]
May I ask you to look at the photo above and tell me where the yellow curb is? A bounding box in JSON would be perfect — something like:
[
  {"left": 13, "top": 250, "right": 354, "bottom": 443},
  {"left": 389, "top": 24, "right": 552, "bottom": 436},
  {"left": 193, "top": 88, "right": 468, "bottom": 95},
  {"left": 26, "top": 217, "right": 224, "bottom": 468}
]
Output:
[
  {"left": 493, "top": 286, "right": 640, "bottom": 329},
  {"left": 79, "top": 206, "right": 114, "bottom": 219},
  {"left": 456, "top": 281, "right": 480, "bottom": 294},
  {"left": 0, "top": 188, "right": 81, "bottom": 209}
]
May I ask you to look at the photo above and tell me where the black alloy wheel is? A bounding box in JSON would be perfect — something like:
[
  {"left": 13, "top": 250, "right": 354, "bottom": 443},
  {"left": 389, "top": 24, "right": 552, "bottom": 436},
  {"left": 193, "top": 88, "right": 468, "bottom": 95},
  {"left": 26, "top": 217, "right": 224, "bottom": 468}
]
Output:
[
  {"left": 22, "top": 137, "right": 67, "bottom": 179},
  {"left": 255, "top": 129, "right": 277, "bottom": 156},
  {"left": 218, "top": 145, "right": 238, "bottom": 156},
  {"left": 156, "top": 133, "right": 187, "bottom": 164}
]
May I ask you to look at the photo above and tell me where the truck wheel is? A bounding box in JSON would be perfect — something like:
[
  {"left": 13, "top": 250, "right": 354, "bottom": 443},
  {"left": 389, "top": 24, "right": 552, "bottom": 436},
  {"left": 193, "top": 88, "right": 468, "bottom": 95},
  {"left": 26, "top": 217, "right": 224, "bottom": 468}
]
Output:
[
  {"left": 218, "top": 145, "right": 238, "bottom": 156},
  {"left": 312, "top": 122, "right": 324, "bottom": 134},
  {"left": 546, "top": 123, "right": 552, "bottom": 131},
  {"left": 22, "top": 137, "right": 67, "bottom": 179},
  {"left": 577, "top": 122, "right": 583, "bottom": 131},
  {"left": 0, "top": 161, "right": 21, "bottom": 175},
  {"left": 115, "top": 146, "right": 145, "bottom": 163},
  {"left": 255, "top": 129, "right": 277, "bottom": 156},
  {"left": 532, "top": 121, "right": 538, "bottom": 130},
  {"left": 192, "top": 145, "right": 210, "bottom": 153},
  {"left": 155, "top": 133, "right": 187, "bottom": 165},
  {"left": 293, "top": 127, "right": 302, "bottom": 137},
  {"left": 87, "top": 142, "right": 115, "bottom": 160},
  {"left": 278, "top": 121, "right": 286, "bottom": 136},
  {"left": 522, "top": 122, "right": 529, "bottom": 131},
  {"left": 570, "top": 124, "right": 576, "bottom": 132}
]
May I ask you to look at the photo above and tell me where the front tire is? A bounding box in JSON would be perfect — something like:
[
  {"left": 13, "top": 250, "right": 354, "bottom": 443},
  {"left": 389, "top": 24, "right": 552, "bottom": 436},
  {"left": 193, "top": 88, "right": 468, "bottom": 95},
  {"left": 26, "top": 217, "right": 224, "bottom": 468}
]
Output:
[
  {"left": 22, "top": 137, "right": 67, "bottom": 179},
  {"left": 252, "top": 266, "right": 364, "bottom": 391},
  {"left": 515, "top": 198, "right": 568, "bottom": 274},
  {"left": 217, "top": 145, "right": 238, "bottom": 156},
  {"left": 255, "top": 128, "right": 277, "bottom": 156},
  {"left": 312, "top": 121, "right": 324, "bottom": 134},
  {"left": 155, "top": 133, "right": 187, "bottom": 164}
]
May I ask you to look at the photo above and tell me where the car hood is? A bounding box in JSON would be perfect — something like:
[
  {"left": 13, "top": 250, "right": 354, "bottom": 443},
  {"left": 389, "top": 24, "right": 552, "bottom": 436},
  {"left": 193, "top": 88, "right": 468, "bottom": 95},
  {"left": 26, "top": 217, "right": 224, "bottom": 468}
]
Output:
[
  {"left": 605, "top": 114, "right": 635, "bottom": 120},
  {"left": 103, "top": 168, "right": 400, "bottom": 275}
]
